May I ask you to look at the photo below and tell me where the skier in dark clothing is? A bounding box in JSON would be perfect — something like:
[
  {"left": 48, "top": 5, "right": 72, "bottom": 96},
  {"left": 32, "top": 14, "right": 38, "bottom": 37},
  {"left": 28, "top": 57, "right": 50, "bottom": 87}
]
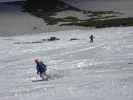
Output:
[
  {"left": 34, "top": 59, "right": 48, "bottom": 80},
  {"left": 89, "top": 34, "right": 94, "bottom": 43}
]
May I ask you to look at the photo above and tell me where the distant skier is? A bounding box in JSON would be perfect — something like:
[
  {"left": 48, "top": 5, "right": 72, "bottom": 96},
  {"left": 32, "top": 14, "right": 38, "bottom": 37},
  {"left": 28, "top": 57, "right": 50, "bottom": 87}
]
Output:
[
  {"left": 34, "top": 59, "right": 48, "bottom": 80},
  {"left": 89, "top": 34, "right": 94, "bottom": 43}
]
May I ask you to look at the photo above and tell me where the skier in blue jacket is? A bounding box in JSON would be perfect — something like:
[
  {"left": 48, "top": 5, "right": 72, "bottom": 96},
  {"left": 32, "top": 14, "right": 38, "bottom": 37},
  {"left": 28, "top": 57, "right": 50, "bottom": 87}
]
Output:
[{"left": 34, "top": 59, "right": 47, "bottom": 80}]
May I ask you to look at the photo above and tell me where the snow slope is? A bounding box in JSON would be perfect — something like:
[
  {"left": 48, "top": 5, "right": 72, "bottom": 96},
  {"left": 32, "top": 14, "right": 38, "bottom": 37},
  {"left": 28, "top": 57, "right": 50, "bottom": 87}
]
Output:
[{"left": 0, "top": 27, "right": 133, "bottom": 100}]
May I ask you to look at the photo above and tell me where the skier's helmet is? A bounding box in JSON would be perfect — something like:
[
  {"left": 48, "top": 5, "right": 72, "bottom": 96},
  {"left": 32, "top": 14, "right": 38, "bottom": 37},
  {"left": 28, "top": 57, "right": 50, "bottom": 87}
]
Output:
[{"left": 34, "top": 59, "right": 39, "bottom": 63}]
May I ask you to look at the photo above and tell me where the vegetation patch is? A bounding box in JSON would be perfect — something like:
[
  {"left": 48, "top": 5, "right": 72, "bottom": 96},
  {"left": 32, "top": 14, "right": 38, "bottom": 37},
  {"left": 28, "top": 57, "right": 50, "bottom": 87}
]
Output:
[{"left": 60, "top": 17, "right": 133, "bottom": 28}]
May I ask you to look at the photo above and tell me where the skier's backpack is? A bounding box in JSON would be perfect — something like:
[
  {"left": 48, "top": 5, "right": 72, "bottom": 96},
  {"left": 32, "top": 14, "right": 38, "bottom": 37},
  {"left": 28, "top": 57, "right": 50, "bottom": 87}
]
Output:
[{"left": 40, "top": 61, "right": 47, "bottom": 71}]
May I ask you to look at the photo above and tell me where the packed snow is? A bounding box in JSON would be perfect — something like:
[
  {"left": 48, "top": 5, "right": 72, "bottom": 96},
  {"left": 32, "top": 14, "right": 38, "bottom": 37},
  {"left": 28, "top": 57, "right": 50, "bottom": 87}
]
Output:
[{"left": 0, "top": 27, "right": 133, "bottom": 100}]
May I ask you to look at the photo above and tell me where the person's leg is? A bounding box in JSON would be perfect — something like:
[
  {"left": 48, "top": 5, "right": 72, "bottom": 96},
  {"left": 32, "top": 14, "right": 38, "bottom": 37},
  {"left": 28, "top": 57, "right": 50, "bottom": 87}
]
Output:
[
  {"left": 40, "top": 72, "right": 48, "bottom": 80},
  {"left": 40, "top": 73, "right": 45, "bottom": 80}
]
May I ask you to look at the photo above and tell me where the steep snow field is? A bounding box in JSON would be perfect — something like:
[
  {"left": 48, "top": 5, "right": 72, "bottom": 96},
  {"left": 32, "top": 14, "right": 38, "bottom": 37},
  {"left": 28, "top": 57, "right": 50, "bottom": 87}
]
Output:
[{"left": 0, "top": 27, "right": 133, "bottom": 100}]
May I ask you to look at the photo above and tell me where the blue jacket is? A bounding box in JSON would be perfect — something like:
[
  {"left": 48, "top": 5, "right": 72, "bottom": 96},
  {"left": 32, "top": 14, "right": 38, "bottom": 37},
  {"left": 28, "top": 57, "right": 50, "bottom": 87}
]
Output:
[{"left": 36, "top": 62, "right": 47, "bottom": 74}]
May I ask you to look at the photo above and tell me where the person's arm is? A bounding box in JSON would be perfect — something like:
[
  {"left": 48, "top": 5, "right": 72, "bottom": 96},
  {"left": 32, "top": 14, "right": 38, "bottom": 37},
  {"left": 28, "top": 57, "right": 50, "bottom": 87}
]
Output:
[
  {"left": 40, "top": 62, "right": 47, "bottom": 69},
  {"left": 36, "top": 65, "right": 40, "bottom": 74}
]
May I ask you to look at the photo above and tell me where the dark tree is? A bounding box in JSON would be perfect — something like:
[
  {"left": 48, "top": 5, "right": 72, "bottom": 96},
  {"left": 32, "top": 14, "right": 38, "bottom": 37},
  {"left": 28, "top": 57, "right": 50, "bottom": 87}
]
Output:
[{"left": 24, "top": 0, "right": 62, "bottom": 11}]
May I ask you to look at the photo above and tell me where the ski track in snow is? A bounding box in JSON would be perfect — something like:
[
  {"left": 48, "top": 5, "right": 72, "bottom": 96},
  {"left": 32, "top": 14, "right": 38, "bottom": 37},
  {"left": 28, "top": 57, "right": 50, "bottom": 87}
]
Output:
[{"left": 0, "top": 27, "right": 133, "bottom": 100}]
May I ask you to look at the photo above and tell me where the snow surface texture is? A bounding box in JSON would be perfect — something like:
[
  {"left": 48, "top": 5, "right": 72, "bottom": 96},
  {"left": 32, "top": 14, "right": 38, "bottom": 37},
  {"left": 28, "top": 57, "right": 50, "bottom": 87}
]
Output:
[{"left": 0, "top": 27, "right": 133, "bottom": 100}]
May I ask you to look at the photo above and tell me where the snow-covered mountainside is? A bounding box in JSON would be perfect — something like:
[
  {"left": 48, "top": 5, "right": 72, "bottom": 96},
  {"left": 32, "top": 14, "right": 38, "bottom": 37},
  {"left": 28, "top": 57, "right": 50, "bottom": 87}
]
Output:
[
  {"left": 0, "top": 27, "right": 133, "bottom": 100},
  {"left": 64, "top": 0, "right": 133, "bottom": 17}
]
